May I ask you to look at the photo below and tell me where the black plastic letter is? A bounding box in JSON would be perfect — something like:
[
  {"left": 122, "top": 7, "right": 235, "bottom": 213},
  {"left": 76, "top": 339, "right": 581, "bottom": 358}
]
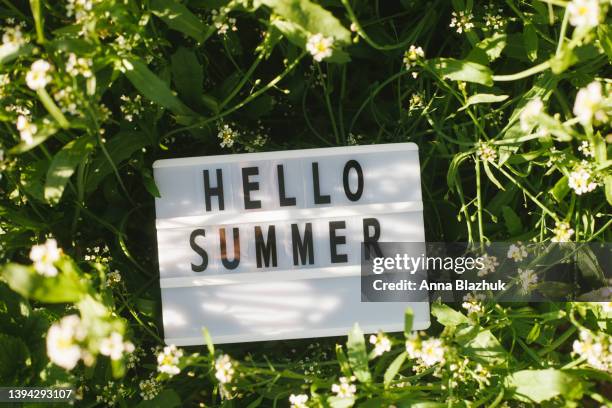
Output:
[
  {"left": 362, "top": 218, "right": 382, "bottom": 260},
  {"left": 343, "top": 160, "right": 364, "bottom": 201},
  {"left": 219, "top": 227, "right": 240, "bottom": 270},
  {"left": 312, "top": 162, "right": 331, "bottom": 204},
  {"left": 277, "top": 164, "right": 297, "bottom": 207},
  {"left": 255, "top": 226, "right": 277, "bottom": 268},
  {"left": 190, "top": 229, "right": 208, "bottom": 272},
  {"left": 203, "top": 169, "right": 225, "bottom": 211},
  {"left": 291, "top": 223, "right": 314, "bottom": 265},
  {"left": 242, "top": 167, "right": 262, "bottom": 209},
  {"left": 329, "top": 221, "right": 348, "bottom": 263}
]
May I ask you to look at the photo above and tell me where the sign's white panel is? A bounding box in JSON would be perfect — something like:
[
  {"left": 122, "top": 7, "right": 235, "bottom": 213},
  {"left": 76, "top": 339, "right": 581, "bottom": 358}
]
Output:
[{"left": 154, "top": 143, "right": 428, "bottom": 345}]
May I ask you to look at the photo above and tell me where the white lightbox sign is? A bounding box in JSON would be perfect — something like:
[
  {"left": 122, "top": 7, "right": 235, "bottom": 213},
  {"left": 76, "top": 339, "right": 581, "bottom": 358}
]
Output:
[{"left": 154, "top": 143, "right": 429, "bottom": 345}]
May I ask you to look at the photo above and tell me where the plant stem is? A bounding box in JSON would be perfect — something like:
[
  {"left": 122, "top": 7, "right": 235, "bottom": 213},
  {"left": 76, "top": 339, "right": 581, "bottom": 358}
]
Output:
[
  {"left": 556, "top": 7, "right": 570, "bottom": 55},
  {"left": 29, "top": 0, "right": 45, "bottom": 44},
  {"left": 317, "top": 64, "right": 340, "bottom": 144},
  {"left": 219, "top": 52, "right": 265, "bottom": 110},
  {"left": 493, "top": 162, "right": 558, "bottom": 219},
  {"left": 492, "top": 60, "right": 551, "bottom": 82},
  {"left": 475, "top": 157, "right": 485, "bottom": 244},
  {"left": 164, "top": 52, "right": 306, "bottom": 139},
  {"left": 37, "top": 88, "right": 69, "bottom": 128}
]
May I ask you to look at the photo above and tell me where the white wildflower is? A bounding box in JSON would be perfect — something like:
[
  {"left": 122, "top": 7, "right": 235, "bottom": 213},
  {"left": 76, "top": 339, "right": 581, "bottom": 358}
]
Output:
[
  {"left": 66, "top": 53, "right": 93, "bottom": 78},
  {"left": 405, "top": 332, "right": 422, "bottom": 360},
  {"left": 483, "top": 4, "right": 505, "bottom": 32},
  {"left": 26, "top": 60, "right": 52, "bottom": 90},
  {"left": 551, "top": 221, "right": 574, "bottom": 242},
  {"left": 507, "top": 242, "right": 528, "bottom": 262},
  {"left": 369, "top": 331, "right": 392, "bottom": 357},
  {"left": 289, "top": 393, "right": 309, "bottom": 408},
  {"left": 105, "top": 270, "right": 122, "bottom": 287},
  {"left": 99, "top": 332, "right": 134, "bottom": 361},
  {"left": 477, "top": 254, "right": 499, "bottom": 277},
  {"left": 54, "top": 87, "right": 78, "bottom": 115},
  {"left": 572, "top": 330, "right": 611, "bottom": 372},
  {"left": 405, "top": 333, "right": 445, "bottom": 367},
  {"left": 462, "top": 292, "right": 487, "bottom": 316},
  {"left": 568, "top": 164, "right": 598, "bottom": 195},
  {"left": 0, "top": 25, "right": 25, "bottom": 55},
  {"left": 476, "top": 142, "right": 497, "bottom": 163},
  {"left": 157, "top": 344, "right": 183, "bottom": 376},
  {"left": 119, "top": 94, "right": 144, "bottom": 122},
  {"left": 331, "top": 376, "right": 357, "bottom": 399},
  {"left": 139, "top": 376, "right": 161, "bottom": 401},
  {"left": 217, "top": 123, "right": 239, "bottom": 148},
  {"left": 419, "top": 338, "right": 445, "bottom": 366},
  {"left": 16, "top": 115, "right": 37, "bottom": 146},
  {"left": 518, "top": 268, "right": 538, "bottom": 293},
  {"left": 403, "top": 45, "right": 425, "bottom": 70},
  {"left": 578, "top": 141, "right": 595, "bottom": 157},
  {"left": 215, "top": 17, "right": 237, "bottom": 35},
  {"left": 306, "top": 34, "right": 333, "bottom": 62},
  {"left": 449, "top": 10, "right": 475, "bottom": 34},
  {"left": 598, "top": 302, "right": 612, "bottom": 314},
  {"left": 408, "top": 93, "right": 424, "bottom": 111},
  {"left": 46, "top": 315, "right": 84, "bottom": 370},
  {"left": 573, "top": 81, "right": 607, "bottom": 125},
  {"left": 567, "top": 0, "right": 600, "bottom": 28},
  {"left": 215, "top": 354, "right": 235, "bottom": 383},
  {"left": 29, "top": 238, "right": 61, "bottom": 277},
  {"left": 66, "top": 0, "right": 93, "bottom": 22},
  {"left": 520, "top": 98, "right": 544, "bottom": 132}
]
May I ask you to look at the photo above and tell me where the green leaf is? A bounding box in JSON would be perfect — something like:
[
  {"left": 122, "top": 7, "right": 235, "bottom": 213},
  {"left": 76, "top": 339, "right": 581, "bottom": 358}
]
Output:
[
  {"left": 85, "top": 131, "right": 151, "bottom": 194},
  {"left": 335, "top": 344, "right": 352, "bottom": 378},
  {"left": 456, "top": 325, "right": 508, "bottom": 364},
  {"left": 327, "top": 396, "right": 355, "bottom": 408},
  {"left": 597, "top": 24, "right": 612, "bottom": 62},
  {"left": 136, "top": 389, "right": 182, "bottom": 408},
  {"left": 430, "top": 58, "right": 493, "bottom": 86},
  {"left": 551, "top": 176, "right": 570, "bottom": 203},
  {"left": 9, "top": 121, "right": 59, "bottom": 154},
  {"left": 202, "top": 327, "right": 215, "bottom": 356},
  {"left": 459, "top": 93, "right": 508, "bottom": 111},
  {"left": 171, "top": 47, "right": 204, "bottom": 108},
  {"left": 604, "top": 175, "right": 612, "bottom": 206},
  {"left": 0, "top": 44, "right": 34, "bottom": 65},
  {"left": 523, "top": 23, "right": 538, "bottom": 62},
  {"left": 383, "top": 351, "right": 406, "bottom": 388},
  {"left": 271, "top": 19, "right": 308, "bottom": 48},
  {"left": 346, "top": 323, "right": 371, "bottom": 383},
  {"left": 259, "top": 0, "right": 351, "bottom": 44},
  {"left": 150, "top": 0, "right": 209, "bottom": 42},
  {"left": 44, "top": 135, "right": 95, "bottom": 204},
  {"left": 122, "top": 58, "right": 193, "bottom": 116},
  {"left": 526, "top": 322, "right": 540, "bottom": 344},
  {"left": 483, "top": 161, "right": 505, "bottom": 191},
  {"left": 404, "top": 307, "right": 414, "bottom": 337},
  {"left": 576, "top": 246, "right": 605, "bottom": 284},
  {"left": 1, "top": 263, "right": 85, "bottom": 303},
  {"left": 447, "top": 152, "right": 472, "bottom": 190},
  {"left": 142, "top": 169, "right": 161, "bottom": 198},
  {"left": 431, "top": 302, "right": 468, "bottom": 327},
  {"left": 0, "top": 333, "right": 30, "bottom": 385},
  {"left": 467, "top": 33, "right": 507, "bottom": 64},
  {"left": 504, "top": 369, "right": 582, "bottom": 403},
  {"left": 502, "top": 205, "right": 523, "bottom": 235},
  {"left": 246, "top": 396, "right": 263, "bottom": 408}
]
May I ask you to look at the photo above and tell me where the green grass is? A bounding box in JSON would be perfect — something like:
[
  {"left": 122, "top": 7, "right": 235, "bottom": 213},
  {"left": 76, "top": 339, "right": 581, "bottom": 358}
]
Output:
[{"left": 0, "top": 0, "right": 610, "bottom": 406}]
